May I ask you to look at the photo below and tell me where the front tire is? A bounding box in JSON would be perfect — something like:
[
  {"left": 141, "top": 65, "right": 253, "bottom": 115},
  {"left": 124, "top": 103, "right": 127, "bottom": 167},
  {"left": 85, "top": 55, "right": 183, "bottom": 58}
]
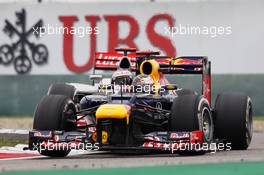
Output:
[{"left": 33, "top": 95, "right": 76, "bottom": 157}]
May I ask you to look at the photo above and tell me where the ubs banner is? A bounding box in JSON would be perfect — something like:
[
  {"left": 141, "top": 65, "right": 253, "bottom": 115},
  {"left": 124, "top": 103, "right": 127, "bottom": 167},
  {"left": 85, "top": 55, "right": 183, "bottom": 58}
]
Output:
[{"left": 0, "top": 0, "right": 263, "bottom": 74}]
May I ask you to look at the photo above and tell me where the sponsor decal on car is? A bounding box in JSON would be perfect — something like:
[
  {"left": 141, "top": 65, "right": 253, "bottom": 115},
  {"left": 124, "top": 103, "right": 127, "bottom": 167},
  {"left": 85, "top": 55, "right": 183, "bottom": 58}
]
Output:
[{"left": 169, "top": 132, "right": 189, "bottom": 139}]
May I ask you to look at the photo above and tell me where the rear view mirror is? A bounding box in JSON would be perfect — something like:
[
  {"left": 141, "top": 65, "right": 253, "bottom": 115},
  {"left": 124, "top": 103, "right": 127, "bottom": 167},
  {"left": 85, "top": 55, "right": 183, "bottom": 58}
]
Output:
[{"left": 89, "top": 74, "right": 103, "bottom": 81}]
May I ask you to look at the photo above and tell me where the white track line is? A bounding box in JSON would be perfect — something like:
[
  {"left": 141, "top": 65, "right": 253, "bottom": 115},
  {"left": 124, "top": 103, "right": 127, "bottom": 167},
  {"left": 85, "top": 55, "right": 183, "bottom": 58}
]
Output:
[
  {"left": 0, "top": 156, "right": 45, "bottom": 161},
  {"left": 0, "top": 144, "right": 107, "bottom": 161}
]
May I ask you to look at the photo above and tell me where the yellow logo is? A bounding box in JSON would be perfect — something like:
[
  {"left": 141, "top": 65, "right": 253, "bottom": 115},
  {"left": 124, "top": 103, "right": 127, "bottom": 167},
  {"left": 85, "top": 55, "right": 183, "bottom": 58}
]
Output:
[
  {"left": 92, "top": 130, "right": 108, "bottom": 144},
  {"left": 101, "top": 130, "right": 108, "bottom": 143}
]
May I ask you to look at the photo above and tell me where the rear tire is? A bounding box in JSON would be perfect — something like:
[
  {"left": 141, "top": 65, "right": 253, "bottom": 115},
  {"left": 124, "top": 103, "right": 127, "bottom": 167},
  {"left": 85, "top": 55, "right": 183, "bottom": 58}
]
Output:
[
  {"left": 33, "top": 95, "right": 76, "bottom": 157},
  {"left": 169, "top": 94, "right": 214, "bottom": 155},
  {"left": 214, "top": 93, "right": 253, "bottom": 150}
]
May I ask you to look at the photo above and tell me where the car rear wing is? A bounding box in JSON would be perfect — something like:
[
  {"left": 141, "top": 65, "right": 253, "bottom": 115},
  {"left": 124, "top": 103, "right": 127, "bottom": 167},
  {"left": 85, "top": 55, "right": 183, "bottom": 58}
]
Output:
[
  {"left": 94, "top": 48, "right": 137, "bottom": 70},
  {"left": 94, "top": 52, "right": 137, "bottom": 70},
  {"left": 161, "top": 56, "right": 211, "bottom": 104},
  {"left": 94, "top": 49, "right": 165, "bottom": 71}
]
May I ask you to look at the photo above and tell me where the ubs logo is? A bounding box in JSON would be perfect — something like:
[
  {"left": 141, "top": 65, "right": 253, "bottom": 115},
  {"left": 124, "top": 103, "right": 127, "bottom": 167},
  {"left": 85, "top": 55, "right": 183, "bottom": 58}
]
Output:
[{"left": 0, "top": 8, "right": 48, "bottom": 74}]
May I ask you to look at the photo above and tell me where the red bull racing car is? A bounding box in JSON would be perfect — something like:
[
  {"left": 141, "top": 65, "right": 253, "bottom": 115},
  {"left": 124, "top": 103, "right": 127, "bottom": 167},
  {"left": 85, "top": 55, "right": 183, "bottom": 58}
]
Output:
[{"left": 27, "top": 48, "right": 253, "bottom": 157}]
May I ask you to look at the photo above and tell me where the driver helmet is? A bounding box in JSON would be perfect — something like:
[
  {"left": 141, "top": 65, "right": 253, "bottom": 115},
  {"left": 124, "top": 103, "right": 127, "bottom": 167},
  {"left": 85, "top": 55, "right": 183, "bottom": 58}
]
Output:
[
  {"left": 111, "top": 70, "right": 133, "bottom": 86},
  {"left": 132, "top": 74, "right": 154, "bottom": 94}
]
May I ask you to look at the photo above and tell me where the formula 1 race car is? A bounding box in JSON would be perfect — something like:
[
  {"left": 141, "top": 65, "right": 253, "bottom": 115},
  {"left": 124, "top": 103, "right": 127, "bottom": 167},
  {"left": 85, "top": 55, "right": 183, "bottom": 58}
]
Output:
[{"left": 27, "top": 48, "right": 253, "bottom": 157}]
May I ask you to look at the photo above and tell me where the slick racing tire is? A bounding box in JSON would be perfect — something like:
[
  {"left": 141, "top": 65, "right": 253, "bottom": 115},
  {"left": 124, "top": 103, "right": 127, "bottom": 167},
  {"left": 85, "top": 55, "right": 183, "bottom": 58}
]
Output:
[
  {"left": 169, "top": 94, "right": 214, "bottom": 155},
  {"left": 33, "top": 95, "right": 77, "bottom": 157},
  {"left": 48, "top": 83, "right": 76, "bottom": 101},
  {"left": 214, "top": 93, "right": 253, "bottom": 150}
]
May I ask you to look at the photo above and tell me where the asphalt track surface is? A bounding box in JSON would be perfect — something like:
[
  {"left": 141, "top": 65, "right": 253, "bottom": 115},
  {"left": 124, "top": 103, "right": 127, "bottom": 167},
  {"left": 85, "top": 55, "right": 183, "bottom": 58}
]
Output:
[{"left": 0, "top": 132, "right": 264, "bottom": 173}]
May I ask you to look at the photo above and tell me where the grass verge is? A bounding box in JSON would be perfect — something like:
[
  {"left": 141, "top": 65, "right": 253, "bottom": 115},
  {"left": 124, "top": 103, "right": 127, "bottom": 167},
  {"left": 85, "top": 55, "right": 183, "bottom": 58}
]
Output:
[
  {"left": 254, "top": 116, "right": 264, "bottom": 121},
  {"left": 0, "top": 138, "right": 27, "bottom": 147}
]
